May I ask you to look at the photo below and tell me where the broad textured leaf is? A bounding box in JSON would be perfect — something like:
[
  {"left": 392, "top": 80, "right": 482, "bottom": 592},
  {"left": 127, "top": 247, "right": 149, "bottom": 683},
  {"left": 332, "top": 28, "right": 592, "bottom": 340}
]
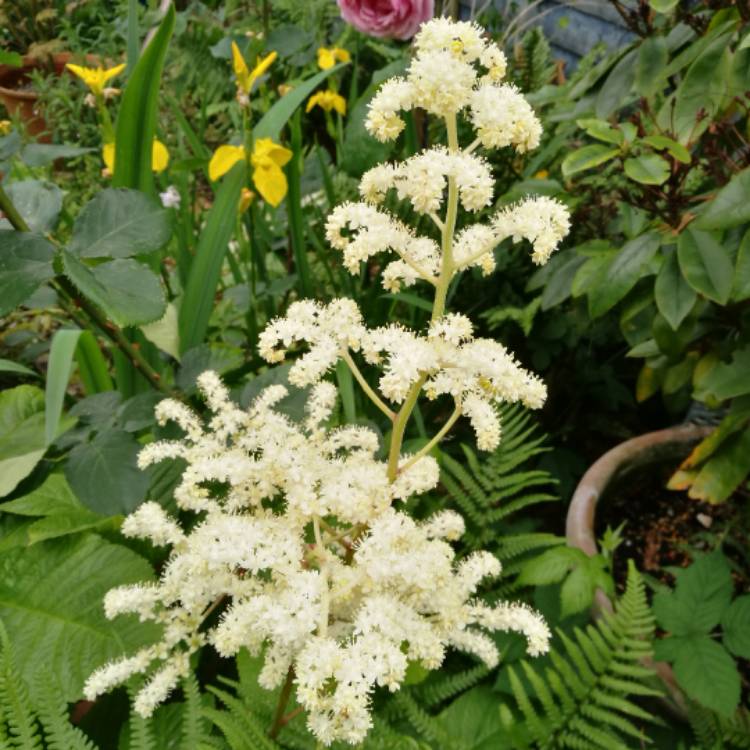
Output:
[
  {"left": 588, "top": 232, "right": 661, "bottom": 318},
  {"left": 0, "top": 534, "right": 158, "bottom": 703},
  {"left": 438, "top": 688, "right": 510, "bottom": 749},
  {"left": 141, "top": 302, "right": 181, "bottom": 361},
  {"left": 695, "top": 168, "right": 750, "bottom": 230},
  {"left": 653, "top": 552, "right": 732, "bottom": 635},
  {"left": 20, "top": 144, "right": 92, "bottom": 167},
  {"left": 575, "top": 118, "right": 623, "bottom": 145},
  {"left": 733, "top": 227, "right": 750, "bottom": 301},
  {"left": 0, "top": 180, "right": 63, "bottom": 232},
  {"left": 113, "top": 5, "right": 175, "bottom": 194},
  {"left": 65, "top": 429, "right": 150, "bottom": 515},
  {"left": 654, "top": 249, "right": 696, "bottom": 329},
  {"left": 658, "top": 635, "right": 740, "bottom": 716},
  {"left": 635, "top": 37, "right": 668, "bottom": 97},
  {"left": 695, "top": 346, "right": 750, "bottom": 401},
  {"left": 516, "top": 546, "right": 580, "bottom": 585},
  {"left": 649, "top": 0, "right": 678, "bottom": 10},
  {"left": 561, "top": 144, "right": 620, "bottom": 178},
  {"left": 624, "top": 154, "right": 670, "bottom": 185},
  {"left": 63, "top": 251, "right": 166, "bottom": 327},
  {"left": 677, "top": 228, "right": 733, "bottom": 304},
  {"left": 0, "top": 385, "right": 46, "bottom": 498},
  {"left": 0, "top": 231, "right": 56, "bottom": 315},
  {"left": 69, "top": 188, "right": 172, "bottom": 259},
  {"left": 722, "top": 595, "right": 750, "bottom": 659},
  {"left": 560, "top": 563, "right": 594, "bottom": 618},
  {"left": 45, "top": 329, "right": 82, "bottom": 446}
]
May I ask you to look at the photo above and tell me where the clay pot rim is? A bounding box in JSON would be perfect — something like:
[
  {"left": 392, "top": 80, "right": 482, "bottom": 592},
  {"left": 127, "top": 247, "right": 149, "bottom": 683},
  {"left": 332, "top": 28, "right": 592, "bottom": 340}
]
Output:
[{"left": 565, "top": 423, "right": 713, "bottom": 721}]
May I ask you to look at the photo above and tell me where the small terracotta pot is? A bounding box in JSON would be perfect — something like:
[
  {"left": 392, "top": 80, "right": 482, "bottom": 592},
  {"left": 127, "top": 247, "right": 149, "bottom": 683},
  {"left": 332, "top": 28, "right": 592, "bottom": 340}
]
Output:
[
  {"left": 0, "top": 52, "right": 77, "bottom": 141},
  {"left": 565, "top": 424, "right": 713, "bottom": 719}
]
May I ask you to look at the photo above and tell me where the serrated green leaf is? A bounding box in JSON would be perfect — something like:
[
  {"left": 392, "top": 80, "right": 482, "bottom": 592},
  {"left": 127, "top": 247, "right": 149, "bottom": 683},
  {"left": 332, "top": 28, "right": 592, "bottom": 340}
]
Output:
[
  {"left": 517, "top": 546, "right": 581, "bottom": 586},
  {"left": 654, "top": 249, "right": 696, "bottom": 329},
  {"left": 0, "top": 180, "right": 63, "bottom": 233},
  {"left": 0, "top": 231, "right": 56, "bottom": 316},
  {"left": 69, "top": 188, "right": 172, "bottom": 259},
  {"left": 65, "top": 428, "right": 150, "bottom": 515},
  {"left": 561, "top": 144, "right": 620, "bottom": 178},
  {"left": 677, "top": 228, "right": 733, "bottom": 304},
  {"left": 560, "top": 564, "right": 594, "bottom": 618},
  {"left": 63, "top": 251, "right": 166, "bottom": 327},
  {"left": 721, "top": 595, "right": 750, "bottom": 659},
  {"left": 624, "top": 154, "right": 670, "bottom": 185},
  {"left": 662, "top": 635, "right": 740, "bottom": 715}
]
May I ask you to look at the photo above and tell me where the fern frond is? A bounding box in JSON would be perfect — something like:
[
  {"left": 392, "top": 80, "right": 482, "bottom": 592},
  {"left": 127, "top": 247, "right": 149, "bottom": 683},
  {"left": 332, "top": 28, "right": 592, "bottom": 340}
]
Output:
[
  {"left": 689, "top": 705, "right": 750, "bottom": 749},
  {"left": 0, "top": 625, "right": 43, "bottom": 750},
  {"left": 126, "top": 683, "right": 156, "bottom": 750},
  {"left": 440, "top": 406, "right": 558, "bottom": 563},
  {"left": 180, "top": 674, "right": 210, "bottom": 750},
  {"left": 507, "top": 562, "right": 661, "bottom": 749},
  {"left": 33, "top": 673, "right": 96, "bottom": 750},
  {"left": 205, "top": 686, "right": 280, "bottom": 750},
  {"left": 414, "top": 664, "right": 489, "bottom": 709},
  {"left": 391, "top": 692, "right": 451, "bottom": 748}
]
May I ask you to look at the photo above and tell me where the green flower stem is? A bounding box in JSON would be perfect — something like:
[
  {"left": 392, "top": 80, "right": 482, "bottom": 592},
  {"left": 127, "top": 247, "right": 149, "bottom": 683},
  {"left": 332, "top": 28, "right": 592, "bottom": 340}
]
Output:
[
  {"left": 341, "top": 351, "right": 395, "bottom": 421},
  {"left": 268, "top": 666, "right": 296, "bottom": 740},
  {"left": 386, "top": 113, "right": 461, "bottom": 482},
  {"left": 399, "top": 404, "right": 461, "bottom": 474},
  {"left": 0, "top": 183, "right": 30, "bottom": 231}
]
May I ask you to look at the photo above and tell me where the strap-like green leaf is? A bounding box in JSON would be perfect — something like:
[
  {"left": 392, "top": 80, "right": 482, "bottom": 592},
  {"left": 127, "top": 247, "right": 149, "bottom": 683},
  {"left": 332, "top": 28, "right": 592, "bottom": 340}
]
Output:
[
  {"left": 113, "top": 4, "right": 176, "bottom": 194},
  {"left": 45, "top": 329, "right": 82, "bottom": 445}
]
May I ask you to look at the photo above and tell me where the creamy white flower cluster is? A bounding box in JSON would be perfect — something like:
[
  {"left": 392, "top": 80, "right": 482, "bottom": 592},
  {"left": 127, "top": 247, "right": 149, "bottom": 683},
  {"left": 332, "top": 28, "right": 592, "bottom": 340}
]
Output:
[
  {"left": 324, "top": 18, "right": 569, "bottom": 291},
  {"left": 260, "top": 301, "right": 545, "bottom": 451},
  {"left": 85, "top": 372, "right": 549, "bottom": 745}
]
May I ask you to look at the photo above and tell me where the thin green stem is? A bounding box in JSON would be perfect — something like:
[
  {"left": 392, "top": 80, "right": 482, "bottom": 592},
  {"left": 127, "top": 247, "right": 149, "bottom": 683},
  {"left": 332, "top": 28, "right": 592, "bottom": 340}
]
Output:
[
  {"left": 268, "top": 667, "right": 295, "bottom": 740},
  {"left": 0, "top": 183, "right": 30, "bottom": 231},
  {"left": 341, "top": 351, "right": 395, "bottom": 421},
  {"left": 385, "top": 113, "right": 461, "bottom": 481},
  {"left": 399, "top": 404, "right": 461, "bottom": 474},
  {"left": 313, "top": 516, "right": 329, "bottom": 637}
]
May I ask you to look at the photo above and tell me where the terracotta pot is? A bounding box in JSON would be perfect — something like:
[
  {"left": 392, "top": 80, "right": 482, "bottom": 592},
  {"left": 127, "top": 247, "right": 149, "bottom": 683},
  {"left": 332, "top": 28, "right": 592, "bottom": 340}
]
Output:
[
  {"left": 565, "top": 424, "right": 713, "bottom": 719},
  {"left": 0, "top": 52, "right": 75, "bottom": 141}
]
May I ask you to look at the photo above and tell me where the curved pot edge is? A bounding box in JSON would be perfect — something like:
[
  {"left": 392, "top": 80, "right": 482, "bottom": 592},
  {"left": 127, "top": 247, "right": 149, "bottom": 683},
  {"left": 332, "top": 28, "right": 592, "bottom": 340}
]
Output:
[{"left": 565, "top": 423, "right": 713, "bottom": 721}]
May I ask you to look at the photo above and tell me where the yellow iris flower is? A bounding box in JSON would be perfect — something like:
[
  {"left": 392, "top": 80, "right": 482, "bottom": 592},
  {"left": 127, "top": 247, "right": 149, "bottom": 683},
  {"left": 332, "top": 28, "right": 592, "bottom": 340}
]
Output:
[
  {"left": 306, "top": 90, "right": 347, "bottom": 116},
  {"left": 66, "top": 62, "right": 126, "bottom": 96},
  {"left": 317, "top": 47, "right": 351, "bottom": 70},
  {"left": 103, "top": 140, "right": 170, "bottom": 173},
  {"left": 208, "top": 138, "right": 292, "bottom": 207},
  {"left": 232, "top": 42, "right": 277, "bottom": 94}
]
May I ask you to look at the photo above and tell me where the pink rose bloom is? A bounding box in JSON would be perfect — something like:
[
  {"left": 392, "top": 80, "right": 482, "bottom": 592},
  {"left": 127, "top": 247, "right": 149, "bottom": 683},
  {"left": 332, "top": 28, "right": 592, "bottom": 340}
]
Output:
[{"left": 337, "top": 0, "right": 434, "bottom": 40}]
